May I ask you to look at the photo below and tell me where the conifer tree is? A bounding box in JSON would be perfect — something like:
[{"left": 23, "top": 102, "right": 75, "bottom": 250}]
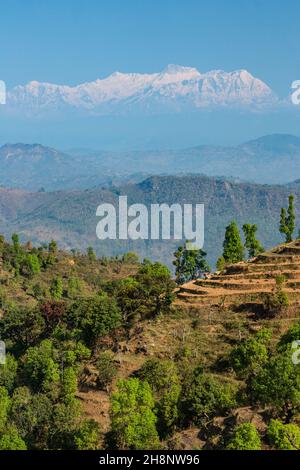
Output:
[
  {"left": 242, "top": 224, "right": 264, "bottom": 258},
  {"left": 222, "top": 221, "right": 244, "bottom": 264}
]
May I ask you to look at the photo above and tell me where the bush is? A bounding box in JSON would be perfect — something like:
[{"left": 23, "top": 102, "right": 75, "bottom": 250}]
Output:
[
  {"left": 74, "top": 419, "right": 100, "bottom": 450},
  {"left": 267, "top": 419, "right": 300, "bottom": 450},
  {"left": 110, "top": 378, "right": 160, "bottom": 450},
  {"left": 96, "top": 351, "right": 117, "bottom": 390},
  {"left": 226, "top": 422, "right": 261, "bottom": 450},
  {"left": 0, "top": 426, "right": 27, "bottom": 450},
  {"left": 181, "top": 367, "right": 237, "bottom": 425},
  {"left": 229, "top": 329, "right": 271, "bottom": 378}
]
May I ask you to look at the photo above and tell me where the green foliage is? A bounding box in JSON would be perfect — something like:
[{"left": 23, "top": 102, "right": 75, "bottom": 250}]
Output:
[
  {"left": 216, "top": 256, "right": 226, "bottom": 271},
  {"left": 280, "top": 195, "right": 296, "bottom": 242},
  {"left": 173, "top": 242, "right": 210, "bottom": 285},
  {"left": 23, "top": 339, "right": 60, "bottom": 393},
  {"left": 68, "top": 292, "right": 122, "bottom": 346},
  {"left": 222, "top": 221, "right": 244, "bottom": 264},
  {"left": 0, "top": 353, "right": 18, "bottom": 391},
  {"left": 263, "top": 277, "right": 289, "bottom": 316},
  {"left": 134, "top": 261, "right": 175, "bottom": 318},
  {"left": 110, "top": 378, "right": 160, "bottom": 450},
  {"left": 0, "top": 426, "right": 27, "bottom": 450},
  {"left": 61, "top": 367, "right": 77, "bottom": 404},
  {"left": 181, "top": 367, "right": 236, "bottom": 425},
  {"left": 249, "top": 350, "right": 300, "bottom": 416},
  {"left": 0, "top": 306, "right": 45, "bottom": 351},
  {"left": 50, "top": 276, "right": 63, "bottom": 300},
  {"left": 229, "top": 329, "right": 271, "bottom": 378},
  {"left": 87, "top": 246, "right": 96, "bottom": 261},
  {"left": 48, "top": 240, "right": 58, "bottom": 253},
  {"left": 96, "top": 351, "right": 118, "bottom": 390},
  {"left": 138, "top": 358, "right": 179, "bottom": 395},
  {"left": 267, "top": 419, "right": 300, "bottom": 450},
  {"left": 226, "top": 422, "right": 261, "bottom": 450},
  {"left": 67, "top": 277, "right": 81, "bottom": 299},
  {"left": 278, "top": 321, "right": 300, "bottom": 351},
  {"left": 22, "top": 253, "right": 41, "bottom": 277},
  {"left": 242, "top": 224, "right": 264, "bottom": 258},
  {"left": 138, "top": 358, "right": 181, "bottom": 438},
  {"left": 122, "top": 252, "right": 139, "bottom": 264},
  {"left": 74, "top": 419, "right": 100, "bottom": 450},
  {"left": 0, "top": 386, "right": 10, "bottom": 430}
]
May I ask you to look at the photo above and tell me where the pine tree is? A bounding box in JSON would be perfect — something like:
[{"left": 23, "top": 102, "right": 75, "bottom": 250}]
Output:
[
  {"left": 222, "top": 221, "right": 244, "bottom": 264},
  {"left": 242, "top": 224, "right": 264, "bottom": 258},
  {"left": 280, "top": 195, "right": 296, "bottom": 243},
  {"left": 287, "top": 195, "right": 296, "bottom": 242}
]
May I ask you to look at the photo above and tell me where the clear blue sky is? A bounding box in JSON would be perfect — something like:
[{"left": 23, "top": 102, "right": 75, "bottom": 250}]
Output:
[{"left": 0, "top": 0, "right": 299, "bottom": 96}]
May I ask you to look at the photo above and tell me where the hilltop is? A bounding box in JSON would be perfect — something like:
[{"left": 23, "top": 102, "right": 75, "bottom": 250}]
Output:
[{"left": 178, "top": 239, "right": 300, "bottom": 307}]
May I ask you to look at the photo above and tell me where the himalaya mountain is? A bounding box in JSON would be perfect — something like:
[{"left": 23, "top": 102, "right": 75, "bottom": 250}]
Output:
[
  {"left": 6, "top": 65, "right": 277, "bottom": 115},
  {"left": 0, "top": 134, "right": 300, "bottom": 190}
]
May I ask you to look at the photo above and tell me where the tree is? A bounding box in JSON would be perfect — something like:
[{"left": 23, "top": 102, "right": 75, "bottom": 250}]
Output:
[
  {"left": 50, "top": 277, "right": 63, "bottom": 300},
  {"left": 110, "top": 378, "right": 160, "bottom": 450},
  {"left": 22, "top": 253, "right": 41, "bottom": 277},
  {"left": 11, "top": 233, "right": 20, "bottom": 252},
  {"left": 249, "top": 350, "right": 300, "bottom": 417},
  {"left": 229, "top": 329, "right": 271, "bottom": 379},
  {"left": 267, "top": 419, "right": 300, "bottom": 450},
  {"left": 96, "top": 351, "right": 118, "bottom": 390},
  {"left": 87, "top": 246, "right": 96, "bottom": 261},
  {"left": 0, "top": 353, "right": 18, "bottom": 391},
  {"left": 278, "top": 320, "right": 300, "bottom": 352},
  {"left": 74, "top": 419, "right": 100, "bottom": 450},
  {"left": 61, "top": 367, "right": 77, "bottom": 404},
  {"left": 263, "top": 275, "right": 289, "bottom": 317},
  {"left": 280, "top": 195, "right": 296, "bottom": 242},
  {"left": 134, "top": 262, "right": 175, "bottom": 318},
  {"left": 226, "top": 422, "right": 261, "bottom": 450},
  {"left": 68, "top": 293, "right": 122, "bottom": 347},
  {"left": 181, "top": 367, "right": 236, "bottom": 426},
  {"left": 0, "top": 306, "right": 45, "bottom": 351},
  {"left": 0, "top": 386, "right": 10, "bottom": 430},
  {"left": 0, "top": 426, "right": 27, "bottom": 450},
  {"left": 138, "top": 358, "right": 181, "bottom": 438},
  {"left": 222, "top": 221, "right": 244, "bottom": 264},
  {"left": 48, "top": 240, "right": 58, "bottom": 253},
  {"left": 242, "top": 224, "right": 264, "bottom": 258},
  {"left": 10, "top": 388, "right": 52, "bottom": 449},
  {"left": 173, "top": 242, "right": 210, "bottom": 285},
  {"left": 23, "top": 339, "right": 60, "bottom": 393}
]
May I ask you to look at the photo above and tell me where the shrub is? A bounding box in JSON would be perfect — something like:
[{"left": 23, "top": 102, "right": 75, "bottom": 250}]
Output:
[
  {"left": 96, "top": 351, "right": 118, "bottom": 390},
  {"left": 226, "top": 422, "right": 261, "bottom": 450},
  {"left": 267, "top": 419, "right": 300, "bottom": 450}
]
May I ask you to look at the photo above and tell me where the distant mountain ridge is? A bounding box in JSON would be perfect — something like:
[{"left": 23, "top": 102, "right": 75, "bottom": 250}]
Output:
[
  {"left": 6, "top": 65, "right": 277, "bottom": 115},
  {"left": 0, "top": 134, "right": 300, "bottom": 189},
  {"left": 0, "top": 174, "right": 299, "bottom": 268}
]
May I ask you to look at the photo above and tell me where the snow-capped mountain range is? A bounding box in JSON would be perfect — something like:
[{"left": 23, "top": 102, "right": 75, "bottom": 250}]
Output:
[{"left": 6, "top": 65, "right": 277, "bottom": 115}]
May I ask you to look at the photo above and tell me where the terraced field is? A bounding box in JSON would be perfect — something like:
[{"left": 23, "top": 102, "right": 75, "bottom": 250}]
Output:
[{"left": 177, "top": 240, "right": 300, "bottom": 306}]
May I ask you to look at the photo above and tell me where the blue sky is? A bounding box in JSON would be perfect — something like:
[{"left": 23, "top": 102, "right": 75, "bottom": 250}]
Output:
[{"left": 0, "top": 0, "right": 299, "bottom": 96}]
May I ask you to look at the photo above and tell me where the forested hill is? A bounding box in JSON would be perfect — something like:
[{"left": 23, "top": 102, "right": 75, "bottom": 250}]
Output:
[{"left": 0, "top": 175, "right": 299, "bottom": 267}]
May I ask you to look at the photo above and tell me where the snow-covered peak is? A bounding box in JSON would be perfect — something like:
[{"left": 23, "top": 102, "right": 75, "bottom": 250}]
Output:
[{"left": 7, "top": 65, "right": 277, "bottom": 114}]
